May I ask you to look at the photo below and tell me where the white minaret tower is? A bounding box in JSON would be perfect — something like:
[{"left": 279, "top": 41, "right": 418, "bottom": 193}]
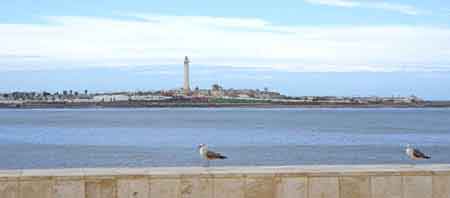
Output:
[{"left": 183, "top": 56, "right": 190, "bottom": 95}]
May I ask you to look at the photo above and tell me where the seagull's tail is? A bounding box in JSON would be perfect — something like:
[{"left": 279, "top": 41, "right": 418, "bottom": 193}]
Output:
[
  {"left": 423, "top": 156, "right": 431, "bottom": 159},
  {"left": 218, "top": 155, "right": 227, "bottom": 159}
]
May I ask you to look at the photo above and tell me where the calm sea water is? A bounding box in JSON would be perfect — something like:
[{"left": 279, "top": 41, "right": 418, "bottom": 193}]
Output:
[{"left": 0, "top": 108, "right": 449, "bottom": 169}]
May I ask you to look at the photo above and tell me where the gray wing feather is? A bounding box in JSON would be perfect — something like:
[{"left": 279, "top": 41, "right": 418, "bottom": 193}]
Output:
[
  {"left": 206, "top": 150, "right": 227, "bottom": 159},
  {"left": 413, "top": 149, "right": 430, "bottom": 159}
]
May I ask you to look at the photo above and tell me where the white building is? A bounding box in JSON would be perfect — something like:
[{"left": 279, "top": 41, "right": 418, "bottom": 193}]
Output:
[
  {"left": 131, "top": 95, "right": 172, "bottom": 101},
  {"left": 93, "top": 95, "right": 129, "bottom": 102}
]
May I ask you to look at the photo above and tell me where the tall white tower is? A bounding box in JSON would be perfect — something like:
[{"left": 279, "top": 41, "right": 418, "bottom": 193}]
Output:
[{"left": 183, "top": 56, "right": 190, "bottom": 95}]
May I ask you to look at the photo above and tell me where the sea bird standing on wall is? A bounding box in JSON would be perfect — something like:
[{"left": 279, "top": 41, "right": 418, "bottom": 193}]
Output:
[
  {"left": 198, "top": 144, "right": 227, "bottom": 167},
  {"left": 406, "top": 144, "right": 430, "bottom": 161}
]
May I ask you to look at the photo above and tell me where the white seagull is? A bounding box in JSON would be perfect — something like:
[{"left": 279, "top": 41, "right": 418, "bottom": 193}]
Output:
[
  {"left": 197, "top": 144, "right": 227, "bottom": 166},
  {"left": 406, "top": 144, "right": 430, "bottom": 160}
]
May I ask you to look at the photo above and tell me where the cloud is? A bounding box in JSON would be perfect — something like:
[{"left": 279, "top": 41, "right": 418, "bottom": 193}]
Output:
[
  {"left": 304, "top": 0, "right": 425, "bottom": 15},
  {"left": 133, "top": 14, "right": 270, "bottom": 29},
  {"left": 369, "top": 2, "right": 423, "bottom": 15},
  {"left": 0, "top": 54, "right": 39, "bottom": 57},
  {"left": 1, "top": 14, "right": 450, "bottom": 72},
  {"left": 304, "top": 0, "right": 360, "bottom": 7}
]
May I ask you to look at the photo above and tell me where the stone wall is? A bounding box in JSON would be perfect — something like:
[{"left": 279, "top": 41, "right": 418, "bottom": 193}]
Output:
[{"left": 1, "top": 165, "right": 450, "bottom": 198}]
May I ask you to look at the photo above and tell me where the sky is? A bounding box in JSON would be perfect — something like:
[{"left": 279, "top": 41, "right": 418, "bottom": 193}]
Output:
[{"left": 1, "top": 0, "right": 450, "bottom": 99}]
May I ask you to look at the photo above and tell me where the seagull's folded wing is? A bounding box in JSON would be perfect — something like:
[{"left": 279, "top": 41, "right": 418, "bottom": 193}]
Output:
[
  {"left": 413, "top": 149, "right": 429, "bottom": 158},
  {"left": 206, "top": 150, "right": 227, "bottom": 159}
]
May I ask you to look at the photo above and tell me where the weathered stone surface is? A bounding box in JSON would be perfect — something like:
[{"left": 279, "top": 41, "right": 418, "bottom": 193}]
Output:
[
  {"left": 117, "top": 178, "right": 149, "bottom": 198},
  {"left": 86, "top": 180, "right": 116, "bottom": 198},
  {"left": 54, "top": 180, "right": 85, "bottom": 198},
  {"left": 371, "top": 176, "right": 402, "bottom": 198},
  {"left": 246, "top": 176, "right": 274, "bottom": 198},
  {"left": 214, "top": 177, "right": 245, "bottom": 198},
  {"left": 308, "top": 177, "right": 339, "bottom": 198},
  {"left": 0, "top": 170, "right": 21, "bottom": 181},
  {"left": 433, "top": 176, "right": 450, "bottom": 198},
  {"left": 403, "top": 176, "right": 432, "bottom": 198},
  {"left": 274, "top": 177, "right": 307, "bottom": 198},
  {"left": 179, "top": 176, "right": 212, "bottom": 198},
  {"left": 0, "top": 181, "right": 18, "bottom": 198},
  {"left": 150, "top": 178, "right": 179, "bottom": 198},
  {"left": 19, "top": 180, "right": 53, "bottom": 198},
  {"left": 0, "top": 165, "right": 449, "bottom": 198},
  {"left": 340, "top": 176, "right": 370, "bottom": 198}
]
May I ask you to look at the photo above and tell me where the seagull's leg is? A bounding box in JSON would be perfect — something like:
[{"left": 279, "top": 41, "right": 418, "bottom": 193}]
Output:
[{"left": 207, "top": 160, "right": 210, "bottom": 167}]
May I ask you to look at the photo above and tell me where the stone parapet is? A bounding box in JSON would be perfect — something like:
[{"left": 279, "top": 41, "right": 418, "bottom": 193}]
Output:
[{"left": 1, "top": 165, "right": 450, "bottom": 198}]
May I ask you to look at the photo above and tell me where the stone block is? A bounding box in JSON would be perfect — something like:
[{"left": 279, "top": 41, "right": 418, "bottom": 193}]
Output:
[
  {"left": 180, "top": 176, "right": 213, "bottom": 198},
  {"left": 86, "top": 180, "right": 116, "bottom": 198},
  {"left": 117, "top": 178, "right": 149, "bottom": 198},
  {"left": 214, "top": 177, "right": 245, "bottom": 198},
  {"left": 403, "top": 176, "right": 432, "bottom": 198},
  {"left": 274, "top": 177, "right": 307, "bottom": 198},
  {"left": 19, "top": 180, "right": 53, "bottom": 198},
  {"left": 371, "top": 176, "right": 402, "bottom": 198},
  {"left": 246, "top": 176, "right": 274, "bottom": 198},
  {"left": 54, "top": 180, "right": 85, "bottom": 198},
  {"left": 308, "top": 177, "right": 339, "bottom": 198},
  {"left": 0, "top": 181, "right": 18, "bottom": 198},
  {"left": 433, "top": 176, "right": 450, "bottom": 198},
  {"left": 149, "top": 178, "right": 179, "bottom": 198},
  {"left": 340, "top": 176, "right": 370, "bottom": 198}
]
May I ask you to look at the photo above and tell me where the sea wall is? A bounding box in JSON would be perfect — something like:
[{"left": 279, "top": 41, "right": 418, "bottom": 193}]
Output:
[{"left": 1, "top": 165, "right": 450, "bottom": 198}]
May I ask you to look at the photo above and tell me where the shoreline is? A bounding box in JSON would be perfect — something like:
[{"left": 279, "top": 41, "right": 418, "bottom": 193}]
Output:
[{"left": 1, "top": 101, "right": 450, "bottom": 109}]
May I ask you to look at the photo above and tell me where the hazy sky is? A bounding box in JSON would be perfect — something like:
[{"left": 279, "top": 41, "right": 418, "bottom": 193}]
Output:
[{"left": 1, "top": 0, "right": 450, "bottom": 99}]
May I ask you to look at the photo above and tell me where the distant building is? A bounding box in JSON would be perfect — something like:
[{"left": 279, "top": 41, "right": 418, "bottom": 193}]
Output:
[
  {"left": 211, "top": 84, "right": 224, "bottom": 97},
  {"left": 93, "top": 95, "right": 129, "bottom": 102},
  {"left": 131, "top": 95, "right": 172, "bottom": 101},
  {"left": 237, "top": 94, "right": 251, "bottom": 98},
  {"left": 183, "top": 56, "right": 191, "bottom": 95},
  {"left": 192, "top": 89, "right": 210, "bottom": 97}
]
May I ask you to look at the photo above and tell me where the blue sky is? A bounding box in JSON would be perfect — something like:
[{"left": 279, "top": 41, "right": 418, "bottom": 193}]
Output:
[
  {"left": 1, "top": 0, "right": 450, "bottom": 99},
  {"left": 1, "top": 0, "right": 449, "bottom": 25}
]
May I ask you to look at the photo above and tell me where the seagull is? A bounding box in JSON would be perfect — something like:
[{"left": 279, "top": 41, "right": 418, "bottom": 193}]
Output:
[
  {"left": 198, "top": 144, "right": 227, "bottom": 167},
  {"left": 406, "top": 144, "right": 430, "bottom": 161}
]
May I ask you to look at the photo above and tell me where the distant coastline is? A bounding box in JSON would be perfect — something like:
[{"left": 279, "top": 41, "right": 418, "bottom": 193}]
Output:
[
  {"left": 1, "top": 100, "right": 449, "bottom": 109},
  {"left": 1, "top": 84, "right": 445, "bottom": 109}
]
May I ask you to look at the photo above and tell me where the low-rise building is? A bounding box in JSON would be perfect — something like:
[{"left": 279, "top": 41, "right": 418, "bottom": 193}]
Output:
[
  {"left": 93, "top": 95, "right": 130, "bottom": 102},
  {"left": 131, "top": 95, "right": 172, "bottom": 101}
]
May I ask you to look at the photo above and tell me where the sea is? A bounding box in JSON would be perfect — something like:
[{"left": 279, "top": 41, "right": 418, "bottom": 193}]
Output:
[{"left": 0, "top": 108, "right": 449, "bottom": 169}]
